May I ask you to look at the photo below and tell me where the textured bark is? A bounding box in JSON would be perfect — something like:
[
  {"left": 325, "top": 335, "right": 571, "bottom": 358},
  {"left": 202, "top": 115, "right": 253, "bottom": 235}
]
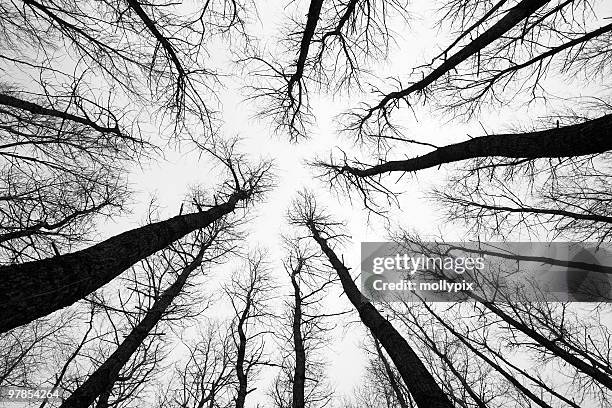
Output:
[
  {"left": 93, "top": 384, "right": 112, "bottom": 408},
  {"left": 0, "top": 193, "right": 243, "bottom": 333},
  {"left": 290, "top": 271, "right": 306, "bottom": 408},
  {"left": 344, "top": 113, "right": 612, "bottom": 177},
  {"left": 59, "top": 247, "right": 206, "bottom": 408},
  {"left": 365, "top": 0, "right": 549, "bottom": 115},
  {"left": 307, "top": 223, "right": 453, "bottom": 408}
]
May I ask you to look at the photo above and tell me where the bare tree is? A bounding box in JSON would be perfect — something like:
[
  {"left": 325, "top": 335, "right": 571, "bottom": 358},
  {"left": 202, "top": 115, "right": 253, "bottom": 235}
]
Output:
[
  {"left": 245, "top": 0, "right": 411, "bottom": 141},
  {"left": 268, "top": 238, "right": 336, "bottom": 408},
  {"left": 1, "top": 0, "right": 252, "bottom": 128},
  {"left": 157, "top": 322, "right": 236, "bottom": 408},
  {"left": 338, "top": 0, "right": 612, "bottom": 138},
  {"left": 0, "top": 0, "right": 255, "bottom": 264},
  {"left": 0, "top": 145, "right": 273, "bottom": 333},
  {"left": 315, "top": 114, "right": 612, "bottom": 210},
  {"left": 307, "top": 0, "right": 612, "bottom": 215},
  {"left": 288, "top": 191, "right": 453, "bottom": 408},
  {"left": 224, "top": 250, "right": 276, "bottom": 408},
  {"left": 386, "top": 233, "right": 612, "bottom": 406},
  {"left": 57, "top": 215, "right": 237, "bottom": 408}
]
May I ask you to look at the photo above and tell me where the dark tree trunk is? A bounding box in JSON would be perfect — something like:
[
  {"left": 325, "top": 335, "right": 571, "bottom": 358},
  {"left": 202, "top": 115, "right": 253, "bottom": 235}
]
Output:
[
  {"left": 307, "top": 222, "right": 453, "bottom": 408},
  {"left": 365, "top": 0, "right": 549, "bottom": 114},
  {"left": 58, "top": 246, "right": 207, "bottom": 408},
  {"left": 0, "top": 193, "right": 243, "bottom": 333},
  {"left": 345, "top": 113, "right": 612, "bottom": 177},
  {"left": 288, "top": 0, "right": 324, "bottom": 89},
  {"left": 234, "top": 299, "right": 250, "bottom": 408},
  {"left": 290, "top": 272, "right": 306, "bottom": 408},
  {"left": 94, "top": 383, "right": 113, "bottom": 408}
]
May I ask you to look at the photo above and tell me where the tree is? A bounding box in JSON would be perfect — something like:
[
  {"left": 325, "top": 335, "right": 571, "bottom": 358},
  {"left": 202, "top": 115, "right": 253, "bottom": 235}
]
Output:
[
  {"left": 58, "top": 216, "right": 237, "bottom": 408},
  {"left": 289, "top": 191, "right": 453, "bottom": 408},
  {"left": 0, "top": 146, "right": 273, "bottom": 333},
  {"left": 156, "top": 322, "right": 236, "bottom": 408},
  {"left": 1, "top": 0, "right": 253, "bottom": 264},
  {"left": 314, "top": 113, "right": 612, "bottom": 212},
  {"left": 0, "top": 84, "right": 146, "bottom": 263},
  {"left": 268, "top": 239, "right": 336, "bottom": 408},
  {"left": 245, "top": 0, "right": 411, "bottom": 141},
  {"left": 224, "top": 250, "right": 276, "bottom": 408},
  {"left": 381, "top": 233, "right": 612, "bottom": 406},
  {"left": 305, "top": 0, "right": 612, "bottom": 213},
  {"left": 1, "top": 0, "right": 269, "bottom": 333}
]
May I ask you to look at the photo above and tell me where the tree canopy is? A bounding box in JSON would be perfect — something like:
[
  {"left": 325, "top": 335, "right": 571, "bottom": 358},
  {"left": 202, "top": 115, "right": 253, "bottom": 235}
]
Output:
[{"left": 2, "top": 0, "right": 612, "bottom": 407}]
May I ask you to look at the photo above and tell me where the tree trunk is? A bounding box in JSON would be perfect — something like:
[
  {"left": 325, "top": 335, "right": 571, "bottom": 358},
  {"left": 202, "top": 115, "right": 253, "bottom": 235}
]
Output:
[
  {"left": 234, "top": 299, "right": 250, "bottom": 408},
  {"left": 307, "top": 222, "right": 453, "bottom": 408},
  {"left": 290, "top": 273, "right": 306, "bottom": 408},
  {"left": 0, "top": 193, "right": 243, "bottom": 333},
  {"left": 58, "top": 245, "right": 207, "bottom": 408},
  {"left": 345, "top": 113, "right": 612, "bottom": 177},
  {"left": 289, "top": 0, "right": 324, "bottom": 88},
  {"left": 366, "top": 0, "right": 549, "bottom": 114}
]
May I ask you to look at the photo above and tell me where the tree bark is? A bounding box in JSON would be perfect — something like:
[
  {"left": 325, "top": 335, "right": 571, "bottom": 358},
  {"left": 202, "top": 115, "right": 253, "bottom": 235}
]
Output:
[
  {"left": 306, "top": 222, "right": 453, "bottom": 408},
  {"left": 290, "top": 271, "right": 306, "bottom": 408},
  {"left": 58, "top": 245, "right": 207, "bottom": 408},
  {"left": 0, "top": 193, "right": 243, "bottom": 333},
  {"left": 343, "top": 113, "right": 612, "bottom": 177}
]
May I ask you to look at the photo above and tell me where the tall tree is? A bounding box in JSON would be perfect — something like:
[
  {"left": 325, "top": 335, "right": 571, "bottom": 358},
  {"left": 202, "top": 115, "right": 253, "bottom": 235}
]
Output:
[
  {"left": 246, "top": 0, "right": 411, "bottom": 141},
  {"left": 0, "top": 151, "right": 272, "bottom": 333},
  {"left": 269, "top": 239, "right": 336, "bottom": 408},
  {"left": 224, "top": 250, "right": 276, "bottom": 408},
  {"left": 289, "top": 191, "right": 453, "bottom": 408},
  {"left": 59, "top": 218, "right": 235, "bottom": 408}
]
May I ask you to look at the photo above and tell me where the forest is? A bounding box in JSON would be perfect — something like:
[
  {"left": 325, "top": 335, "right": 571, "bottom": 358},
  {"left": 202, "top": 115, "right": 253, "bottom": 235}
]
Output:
[{"left": 1, "top": 0, "right": 612, "bottom": 407}]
